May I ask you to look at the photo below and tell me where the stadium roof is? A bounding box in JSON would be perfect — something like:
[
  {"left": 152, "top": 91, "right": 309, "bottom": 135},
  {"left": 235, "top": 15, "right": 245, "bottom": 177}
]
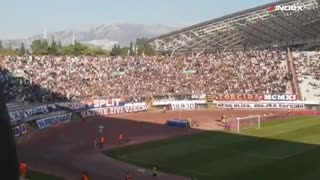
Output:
[{"left": 149, "top": 0, "right": 320, "bottom": 52}]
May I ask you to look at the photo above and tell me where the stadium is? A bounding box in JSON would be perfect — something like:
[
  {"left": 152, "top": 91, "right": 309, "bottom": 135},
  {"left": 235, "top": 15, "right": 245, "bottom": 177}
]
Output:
[{"left": 1, "top": 0, "right": 320, "bottom": 179}]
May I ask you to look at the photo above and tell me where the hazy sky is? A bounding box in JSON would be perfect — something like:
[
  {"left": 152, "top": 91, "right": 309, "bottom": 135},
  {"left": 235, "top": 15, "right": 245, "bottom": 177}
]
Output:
[{"left": 0, "top": 0, "right": 275, "bottom": 39}]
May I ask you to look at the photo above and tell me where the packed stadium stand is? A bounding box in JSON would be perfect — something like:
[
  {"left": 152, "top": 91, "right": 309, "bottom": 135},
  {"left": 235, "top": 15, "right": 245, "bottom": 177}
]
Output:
[
  {"left": 2, "top": 1, "right": 320, "bottom": 180},
  {"left": 0, "top": 0, "right": 320, "bottom": 105},
  {"left": 147, "top": 0, "right": 320, "bottom": 103},
  {"left": 292, "top": 51, "right": 320, "bottom": 101},
  {"left": 0, "top": 52, "right": 291, "bottom": 103}
]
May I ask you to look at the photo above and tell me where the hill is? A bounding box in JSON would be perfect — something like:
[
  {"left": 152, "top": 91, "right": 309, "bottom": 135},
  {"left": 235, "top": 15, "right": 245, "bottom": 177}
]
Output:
[{"left": 2, "top": 23, "right": 176, "bottom": 50}]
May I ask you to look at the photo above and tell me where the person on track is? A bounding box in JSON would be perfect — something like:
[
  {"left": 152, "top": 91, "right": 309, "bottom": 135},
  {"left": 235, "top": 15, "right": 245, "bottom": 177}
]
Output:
[
  {"left": 224, "top": 118, "right": 231, "bottom": 131},
  {"left": 99, "top": 136, "right": 105, "bottom": 149},
  {"left": 119, "top": 132, "right": 124, "bottom": 144},
  {"left": 19, "top": 161, "right": 27, "bottom": 179},
  {"left": 162, "top": 106, "right": 166, "bottom": 113},
  {"left": 188, "top": 117, "right": 192, "bottom": 128},
  {"left": 82, "top": 171, "right": 89, "bottom": 180},
  {"left": 125, "top": 172, "right": 132, "bottom": 180},
  {"left": 153, "top": 165, "right": 158, "bottom": 177},
  {"left": 221, "top": 114, "right": 226, "bottom": 124}
]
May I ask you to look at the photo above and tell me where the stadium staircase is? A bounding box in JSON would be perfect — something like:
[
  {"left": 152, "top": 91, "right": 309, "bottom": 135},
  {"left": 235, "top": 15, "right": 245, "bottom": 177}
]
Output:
[{"left": 287, "top": 47, "right": 302, "bottom": 100}]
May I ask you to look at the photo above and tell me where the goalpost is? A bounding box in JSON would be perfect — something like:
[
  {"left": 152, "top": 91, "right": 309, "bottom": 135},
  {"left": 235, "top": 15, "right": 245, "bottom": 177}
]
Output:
[{"left": 229, "top": 115, "right": 261, "bottom": 133}]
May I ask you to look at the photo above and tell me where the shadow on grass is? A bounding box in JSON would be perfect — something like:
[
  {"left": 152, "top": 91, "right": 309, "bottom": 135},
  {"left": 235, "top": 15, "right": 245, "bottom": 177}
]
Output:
[
  {"left": 105, "top": 115, "right": 320, "bottom": 180},
  {"left": 27, "top": 170, "right": 63, "bottom": 180}
]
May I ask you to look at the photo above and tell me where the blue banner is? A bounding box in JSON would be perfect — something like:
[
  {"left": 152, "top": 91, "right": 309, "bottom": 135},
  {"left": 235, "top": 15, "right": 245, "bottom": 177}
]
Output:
[
  {"left": 36, "top": 113, "right": 72, "bottom": 129},
  {"left": 9, "top": 98, "right": 127, "bottom": 124},
  {"left": 9, "top": 105, "right": 49, "bottom": 123},
  {"left": 12, "top": 123, "right": 27, "bottom": 137}
]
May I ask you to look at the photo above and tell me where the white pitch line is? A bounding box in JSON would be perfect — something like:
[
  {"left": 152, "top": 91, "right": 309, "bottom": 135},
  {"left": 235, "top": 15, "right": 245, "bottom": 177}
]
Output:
[{"left": 121, "top": 156, "right": 213, "bottom": 177}]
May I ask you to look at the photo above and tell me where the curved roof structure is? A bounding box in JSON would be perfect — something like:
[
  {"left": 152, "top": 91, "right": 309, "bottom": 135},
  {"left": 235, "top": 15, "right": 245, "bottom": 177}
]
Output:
[{"left": 149, "top": 0, "right": 320, "bottom": 52}]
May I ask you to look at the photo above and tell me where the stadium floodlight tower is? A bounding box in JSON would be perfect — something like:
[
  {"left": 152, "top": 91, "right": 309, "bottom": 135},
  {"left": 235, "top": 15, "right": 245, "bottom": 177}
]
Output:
[
  {"left": 149, "top": 0, "right": 320, "bottom": 55},
  {"left": 43, "top": 25, "right": 47, "bottom": 40}
]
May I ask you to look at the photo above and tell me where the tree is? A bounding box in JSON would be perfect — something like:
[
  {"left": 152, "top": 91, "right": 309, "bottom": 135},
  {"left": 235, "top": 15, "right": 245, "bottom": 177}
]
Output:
[
  {"left": 19, "top": 43, "right": 26, "bottom": 56},
  {"left": 91, "top": 47, "right": 109, "bottom": 56},
  {"left": 111, "top": 44, "right": 120, "bottom": 56},
  {"left": 135, "top": 38, "right": 156, "bottom": 56},
  {"left": 31, "top": 40, "right": 42, "bottom": 55},
  {"left": 0, "top": 43, "right": 18, "bottom": 55},
  {"left": 30, "top": 39, "right": 50, "bottom": 55},
  {"left": 61, "top": 44, "right": 74, "bottom": 56},
  {"left": 56, "top": 41, "right": 63, "bottom": 55},
  {"left": 0, "top": 41, "right": 2, "bottom": 49},
  {"left": 137, "top": 44, "right": 145, "bottom": 56},
  {"left": 31, "top": 40, "right": 45, "bottom": 55},
  {"left": 14, "top": 48, "right": 20, "bottom": 55},
  {"left": 49, "top": 36, "right": 58, "bottom": 55},
  {"left": 111, "top": 44, "right": 132, "bottom": 56},
  {"left": 29, "top": 38, "right": 110, "bottom": 56},
  {"left": 123, "top": 47, "right": 130, "bottom": 56},
  {"left": 73, "top": 43, "right": 89, "bottom": 56},
  {"left": 57, "top": 41, "right": 62, "bottom": 49},
  {"left": 41, "top": 39, "right": 49, "bottom": 53},
  {"left": 129, "top": 42, "right": 134, "bottom": 55}
]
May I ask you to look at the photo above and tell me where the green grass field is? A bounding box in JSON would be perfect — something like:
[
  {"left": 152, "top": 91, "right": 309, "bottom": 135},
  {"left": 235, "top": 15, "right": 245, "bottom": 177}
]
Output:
[
  {"left": 26, "top": 170, "right": 62, "bottom": 180},
  {"left": 105, "top": 116, "right": 320, "bottom": 180}
]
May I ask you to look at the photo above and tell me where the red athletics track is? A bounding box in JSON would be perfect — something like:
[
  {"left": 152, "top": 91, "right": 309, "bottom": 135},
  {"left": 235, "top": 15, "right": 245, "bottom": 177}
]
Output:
[{"left": 17, "top": 109, "right": 290, "bottom": 180}]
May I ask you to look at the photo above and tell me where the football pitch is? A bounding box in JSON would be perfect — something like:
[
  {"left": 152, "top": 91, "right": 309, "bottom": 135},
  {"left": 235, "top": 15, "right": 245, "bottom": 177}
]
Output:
[
  {"left": 106, "top": 116, "right": 320, "bottom": 180},
  {"left": 27, "top": 170, "right": 62, "bottom": 180}
]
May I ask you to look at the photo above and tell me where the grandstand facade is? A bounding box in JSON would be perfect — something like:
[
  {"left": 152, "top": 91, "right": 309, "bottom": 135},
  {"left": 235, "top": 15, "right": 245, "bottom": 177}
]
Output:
[{"left": 149, "top": 0, "right": 320, "bottom": 53}]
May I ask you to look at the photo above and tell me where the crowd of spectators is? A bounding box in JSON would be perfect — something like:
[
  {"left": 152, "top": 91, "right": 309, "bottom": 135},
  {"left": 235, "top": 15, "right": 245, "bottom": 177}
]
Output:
[
  {"left": 294, "top": 51, "right": 320, "bottom": 80},
  {"left": 293, "top": 51, "right": 320, "bottom": 97},
  {"left": 0, "top": 49, "right": 291, "bottom": 103}
]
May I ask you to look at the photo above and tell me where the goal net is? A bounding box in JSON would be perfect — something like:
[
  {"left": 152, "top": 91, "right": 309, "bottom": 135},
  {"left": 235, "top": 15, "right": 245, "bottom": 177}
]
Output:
[{"left": 227, "top": 115, "right": 261, "bottom": 133}]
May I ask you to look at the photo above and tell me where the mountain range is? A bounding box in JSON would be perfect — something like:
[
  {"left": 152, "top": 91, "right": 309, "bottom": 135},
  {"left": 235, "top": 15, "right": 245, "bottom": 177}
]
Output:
[{"left": 1, "top": 23, "right": 176, "bottom": 50}]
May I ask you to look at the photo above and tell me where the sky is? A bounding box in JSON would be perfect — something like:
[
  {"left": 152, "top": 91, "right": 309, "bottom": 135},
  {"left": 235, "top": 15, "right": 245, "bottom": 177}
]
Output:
[{"left": 0, "top": 0, "right": 276, "bottom": 39}]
